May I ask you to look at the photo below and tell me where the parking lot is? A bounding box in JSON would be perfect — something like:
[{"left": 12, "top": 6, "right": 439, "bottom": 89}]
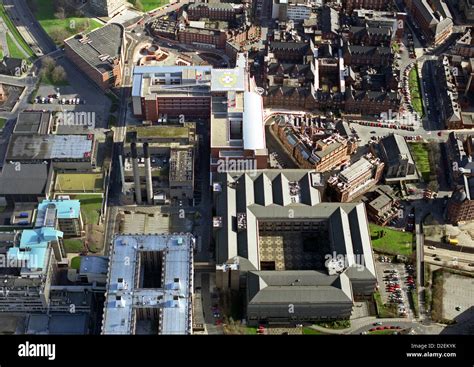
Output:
[
  {"left": 442, "top": 273, "right": 474, "bottom": 321},
  {"left": 26, "top": 56, "right": 112, "bottom": 129},
  {"left": 376, "top": 259, "right": 416, "bottom": 318}
]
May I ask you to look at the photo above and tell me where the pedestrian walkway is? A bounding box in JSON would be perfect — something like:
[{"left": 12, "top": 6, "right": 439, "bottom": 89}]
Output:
[{"left": 0, "top": 20, "right": 10, "bottom": 57}]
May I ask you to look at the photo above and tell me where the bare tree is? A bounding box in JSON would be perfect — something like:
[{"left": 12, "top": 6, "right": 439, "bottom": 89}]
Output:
[
  {"left": 49, "top": 28, "right": 71, "bottom": 44},
  {"left": 51, "top": 66, "right": 67, "bottom": 84},
  {"left": 54, "top": 6, "right": 66, "bottom": 20},
  {"left": 41, "top": 56, "right": 56, "bottom": 72}
]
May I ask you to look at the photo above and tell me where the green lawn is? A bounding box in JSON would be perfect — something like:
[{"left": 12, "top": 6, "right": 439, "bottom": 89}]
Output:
[
  {"left": 0, "top": 118, "right": 6, "bottom": 130},
  {"left": 303, "top": 327, "right": 324, "bottom": 335},
  {"left": 70, "top": 194, "right": 103, "bottom": 225},
  {"left": 391, "top": 41, "right": 400, "bottom": 54},
  {"left": 408, "top": 68, "right": 424, "bottom": 116},
  {"left": 315, "top": 320, "right": 350, "bottom": 330},
  {"left": 369, "top": 223, "right": 414, "bottom": 256},
  {"left": 64, "top": 239, "right": 84, "bottom": 253},
  {"left": 409, "top": 143, "right": 431, "bottom": 181},
  {"left": 0, "top": 47, "right": 3, "bottom": 60},
  {"left": 368, "top": 329, "right": 399, "bottom": 335},
  {"left": 374, "top": 291, "right": 398, "bottom": 318},
  {"left": 70, "top": 256, "right": 82, "bottom": 269},
  {"left": 140, "top": 0, "right": 169, "bottom": 12},
  {"left": 0, "top": 5, "right": 35, "bottom": 59},
  {"left": 29, "top": 0, "right": 102, "bottom": 45},
  {"left": 55, "top": 173, "right": 104, "bottom": 192},
  {"left": 6, "top": 33, "right": 25, "bottom": 59}
]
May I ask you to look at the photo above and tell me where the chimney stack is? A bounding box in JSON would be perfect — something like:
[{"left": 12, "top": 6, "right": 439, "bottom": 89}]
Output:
[
  {"left": 143, "top": 142, "right": 153, "bottom": 205},
  {"left": 131, "top": 142, "right": 142, "bottom": 204}
]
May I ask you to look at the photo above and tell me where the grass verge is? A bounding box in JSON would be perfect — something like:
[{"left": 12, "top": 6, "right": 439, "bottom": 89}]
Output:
[
  {"left": 374, "top": 291, "right": 398, "bottom": 318},
  {"left": 0, "top": 4, "right": 35, "bottom": 59},
  {"left": 29, "top": 0, "right": 102, "bottom": 45},
  {"left": 315, "top": 320, "right": 350, "bottom": 329},
  {"left": 431, "top": 269, "right": 444, "bottom": 322},
  {"left": 409, "top": 143, "right": 430, "bottom": 181},
  {"left": 6, "top": 33, "right": 26, "bottom": 59},
  {"left": 408, "top": 67, "right": 424, "bottom": 116},
  {"left": 64, "top": 238, "right": 84, "bottom": 253},
  {"left": 70, "top": 194, "right": 103, "bottom": 225},
  {"left": 369, "top": 223, "right": 414, "bottom": 256},
  {"left": 70, "top": 256, "right": 82, "bottom": 269}
]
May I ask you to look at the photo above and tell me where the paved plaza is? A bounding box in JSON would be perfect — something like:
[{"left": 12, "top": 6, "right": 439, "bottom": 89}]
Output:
[{"left": 259, "top": 232, "right": 327, "bottom": 270}]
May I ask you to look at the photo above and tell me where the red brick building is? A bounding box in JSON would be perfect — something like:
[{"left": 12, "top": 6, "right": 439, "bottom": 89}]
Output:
[
  {"left": 343, "top": 45, "right": 392, "bottom": 66},
  {"left": 187, "top": 3, "right": 240, "bottom": 21},
  {"left": 345, "top": 86, "right": 399, "bottom": 115},
  {"left": 343, "top": 0, "right": 391, "bottom": 12},
  {"left": 64, "top": 23, "right": 125, "bottom": 91},
  {"left": 178, "top": 27, "right": 227, "bottom": 49}
]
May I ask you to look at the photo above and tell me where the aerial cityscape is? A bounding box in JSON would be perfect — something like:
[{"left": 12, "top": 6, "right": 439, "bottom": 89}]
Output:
[{"left": 0, "top": 0, "right": 473, "bottom": 347}]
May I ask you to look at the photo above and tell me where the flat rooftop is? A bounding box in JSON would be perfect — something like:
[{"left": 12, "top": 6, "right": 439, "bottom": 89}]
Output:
[
  {"left": 211, "top": 68, "right": 245, "bottom": 92},
  {"left": 170, "top": 149, "right": 193, "bottom": 182},
  {"left": 128, "top": 125, "right": 190, "bottom": 140},
  {"left": 6, "top": 134, "right": 93, "bottom": 161},
  {"left": 14, "top": 111, "right": 51, "bottom": 135},
  {"left": 65, "top": 23, "right": 124, "bottom": 73},
  {"left": 340, "top": 157, "right": 373, "bottom": 183},
  {"left": 102, "top": 234, "right": 194, "bottom": 335}
]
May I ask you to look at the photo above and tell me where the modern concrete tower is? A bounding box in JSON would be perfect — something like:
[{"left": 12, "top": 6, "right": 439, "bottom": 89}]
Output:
[
  {"left": 143, "top": 142, "right": 154, "bottom": 205},
  {"left": 131, "top": 142, "right": 142, "bottom": 204}
]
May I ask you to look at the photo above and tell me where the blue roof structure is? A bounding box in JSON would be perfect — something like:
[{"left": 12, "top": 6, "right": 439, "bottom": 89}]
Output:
[
  {"left": 35, "top": 199, "right": 81, "bottom": 228},
  {"left": 7, "top": 227, "right": 63, "bottom": 269},
  {"left": 38, "top": 199, "right": 81, "bottom": 219}
]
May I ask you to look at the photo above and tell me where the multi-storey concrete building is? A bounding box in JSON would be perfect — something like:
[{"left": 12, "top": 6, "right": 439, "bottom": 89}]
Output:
[
  {"left": 102, "top": 234, "right": 195, "bottom": 334},
  {"left": 5, "top": 134, "right": 97, "bottom": 171},
  {"left": 35, "top": 199, "right": 84, "bottom": 238},
  {"left": 132, "top": 55, "right": 268, "bottom": 174},
  {"left": 0, "top": 227, "right": 92, "bottom": 313},
  {"left": 132, "top": 65, "right": 213, "bottom": 120},
  {"left": 212, "top": 170, "right": 377, "bottom": 325},
  {"left": 121, "top": 123, "right": 197, "bottom": 205}
]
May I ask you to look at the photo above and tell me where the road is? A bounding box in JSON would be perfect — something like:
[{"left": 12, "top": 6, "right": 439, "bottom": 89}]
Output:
[
  {"left": 3, "top": 0, "right": 57, "bottom": 55},
  {"left": 307, "top": 316, "right": 444, "bottom": 335}
]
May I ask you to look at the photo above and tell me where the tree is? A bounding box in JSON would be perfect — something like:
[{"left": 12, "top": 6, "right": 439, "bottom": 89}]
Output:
[
  {"left": 54, "top": 6, "right": 66, "bottom": 20},
  {"left": 51, "top": 65, "right": 67, "bottom": 84},
  {"left": 41, "top": 56, "right": 56, "bottom": 73},
  {"left": 129, "top": 0, "right": 144, "bottom": 11},
  {"left": 427, "top": 180, "right": 439, "bottom": 193},
  {"left": 49, "top": 28, "right": 71, "bottom": 44}
]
